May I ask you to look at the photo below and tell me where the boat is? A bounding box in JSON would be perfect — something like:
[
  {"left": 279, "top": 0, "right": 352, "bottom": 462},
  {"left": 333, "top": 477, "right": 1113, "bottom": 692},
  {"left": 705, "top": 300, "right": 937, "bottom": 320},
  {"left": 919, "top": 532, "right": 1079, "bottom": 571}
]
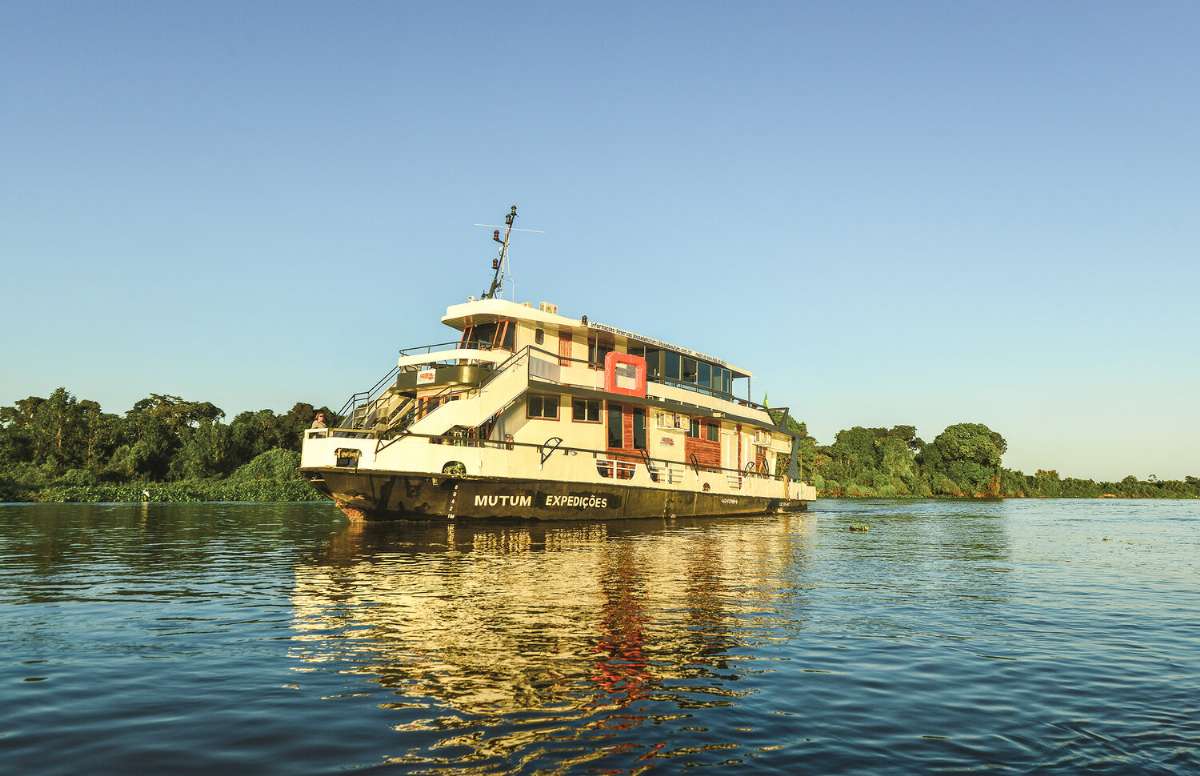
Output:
[{"left": 300, "top": 205, "right": 817, "bottom": 520}]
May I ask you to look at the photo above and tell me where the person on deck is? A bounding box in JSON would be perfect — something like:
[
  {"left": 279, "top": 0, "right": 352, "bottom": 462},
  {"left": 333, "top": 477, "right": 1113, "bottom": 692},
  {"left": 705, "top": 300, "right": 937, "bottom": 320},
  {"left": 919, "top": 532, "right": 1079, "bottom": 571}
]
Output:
[{"left": 311, "top": 412, "right": 327, "bottom": 429}]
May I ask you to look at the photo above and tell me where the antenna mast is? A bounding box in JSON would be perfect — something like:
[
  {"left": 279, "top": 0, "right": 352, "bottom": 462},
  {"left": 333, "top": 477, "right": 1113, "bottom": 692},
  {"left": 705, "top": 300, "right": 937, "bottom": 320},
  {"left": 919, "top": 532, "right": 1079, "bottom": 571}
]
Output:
[{"left": 483, "top": 204, "right": 518, "bottom": 299}]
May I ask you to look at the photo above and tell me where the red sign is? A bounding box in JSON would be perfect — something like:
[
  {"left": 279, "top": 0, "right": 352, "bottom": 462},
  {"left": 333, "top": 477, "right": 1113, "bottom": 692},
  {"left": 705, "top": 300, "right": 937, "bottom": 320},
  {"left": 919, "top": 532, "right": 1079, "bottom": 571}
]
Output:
[{"left": 604, "top": 352, "right": 647, "bottom": 398}]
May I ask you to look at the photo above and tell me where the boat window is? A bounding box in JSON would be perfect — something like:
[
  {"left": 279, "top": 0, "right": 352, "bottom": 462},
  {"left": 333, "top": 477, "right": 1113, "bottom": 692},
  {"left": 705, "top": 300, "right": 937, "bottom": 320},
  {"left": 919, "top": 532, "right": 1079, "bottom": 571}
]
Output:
[
  {"left": 588, "top": 335, "right": 613, "bottom": 368},
  {"left": 664, "top": 351, "right": 680, "bottom": 380},
  {"left": 501, "top": 320, "right": 515, "bottom": 350},
  {"left": 535, "top": 328, "right": 545, "bottom": 346},
  {"left": 527, "top": 394, "right": 559, "bottom": 419},
  {"left": 687, "top": 418, "right": 700, "bottom": 438},
  {"left": 698, "top": 362, "right": 711, "bottom": 390},
  {"left": 644, "top": 349, "right": 661, "bottom": 379},
  {"left": 718, "top": 367, "right": 731, "bottom": 395},
  {"left": 682, "top": 358, "right": 698, "bottom": 383},
  {"left": 628, "top": 343, "right": 646, "bottom": 358},
  {"left": 471, "top": 323, "right": 497, "bottom": 349},
  {"left": 633, "top": 407, "right": 646, "bottom": 450},
  {"left": 572, "top": 398, "right": 601, "bottom": 422},
  {"left": 607, "top": 403, "right": 623, "bottom": 447},
  {"left": 706, "top": 421, "right": 719, "bottom": 442}
]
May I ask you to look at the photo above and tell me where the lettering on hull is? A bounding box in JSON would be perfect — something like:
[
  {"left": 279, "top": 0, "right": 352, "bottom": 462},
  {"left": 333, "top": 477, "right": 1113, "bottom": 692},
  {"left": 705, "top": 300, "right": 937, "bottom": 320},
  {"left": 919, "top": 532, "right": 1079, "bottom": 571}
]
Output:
[
  {"left": 312, "top": 472, "right": 809, "bottom": 520},
  {"left": 474, "top": 495, "right": 534, "bottom": 508},
  {"left": 473, "top": 493, "right": 618, "bottom": 510},
  {"left": 544, "top": 494, "right": 610, "bottom": 509}
]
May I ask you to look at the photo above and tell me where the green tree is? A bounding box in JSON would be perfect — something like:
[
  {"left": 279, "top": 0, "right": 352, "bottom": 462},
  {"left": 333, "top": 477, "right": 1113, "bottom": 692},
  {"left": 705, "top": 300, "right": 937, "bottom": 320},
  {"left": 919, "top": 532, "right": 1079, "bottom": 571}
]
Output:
[
  {"left": 923, "top": 423, "right": 1006, "bottom": 497},
  {"left": 170, "top": 420, "right": 236, "bottom": 479}
]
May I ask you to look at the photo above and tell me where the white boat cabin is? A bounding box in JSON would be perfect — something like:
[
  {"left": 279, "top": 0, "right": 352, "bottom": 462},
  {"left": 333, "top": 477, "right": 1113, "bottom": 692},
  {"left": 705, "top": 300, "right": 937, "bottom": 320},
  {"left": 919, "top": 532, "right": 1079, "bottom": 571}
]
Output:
[{"left": 374, "top": 298, "right": 796, "bottom": 480}]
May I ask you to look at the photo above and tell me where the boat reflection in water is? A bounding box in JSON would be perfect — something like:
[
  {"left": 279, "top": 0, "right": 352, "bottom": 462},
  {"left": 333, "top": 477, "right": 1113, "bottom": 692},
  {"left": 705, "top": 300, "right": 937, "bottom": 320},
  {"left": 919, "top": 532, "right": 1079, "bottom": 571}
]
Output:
[{"left": 289, "top": 514, "right": 814, "bottom": 768}]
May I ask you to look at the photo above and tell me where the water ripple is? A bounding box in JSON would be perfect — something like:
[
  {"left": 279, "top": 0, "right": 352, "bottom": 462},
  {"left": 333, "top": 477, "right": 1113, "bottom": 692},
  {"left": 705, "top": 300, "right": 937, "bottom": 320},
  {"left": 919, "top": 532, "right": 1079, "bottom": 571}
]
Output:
[{"left": 0, "top": 500, "right": 1197, "bottom": 773}]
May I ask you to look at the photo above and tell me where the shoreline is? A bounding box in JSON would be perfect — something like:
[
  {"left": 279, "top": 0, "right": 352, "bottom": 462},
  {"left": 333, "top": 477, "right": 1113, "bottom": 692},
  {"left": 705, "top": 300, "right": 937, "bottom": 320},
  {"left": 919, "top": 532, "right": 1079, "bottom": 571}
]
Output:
[{"left": 3, "top": 494, "right": 1196, "bottom": 506}]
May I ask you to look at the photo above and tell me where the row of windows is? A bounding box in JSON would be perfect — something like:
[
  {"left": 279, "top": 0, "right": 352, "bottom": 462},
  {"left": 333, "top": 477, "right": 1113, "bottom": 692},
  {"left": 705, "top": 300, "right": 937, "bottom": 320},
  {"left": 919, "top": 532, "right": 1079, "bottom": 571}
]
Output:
[
  {"left": 579, "top": 337, "right": 733, "bottom": 395},
  {"left": 666, "top": 352, "right": 732, "bottom": 395},
  {"left": 527, "top": 395, "right": 603, "bottom": 423},
  {"left": 526, "top": 395, "right": 648, "bottom": 450},
  {"left": 529, "top": 395, "right": 718, "bottom": 445},
  {"left": 460, "top": 325, "right": 733, "bottom": 398}
]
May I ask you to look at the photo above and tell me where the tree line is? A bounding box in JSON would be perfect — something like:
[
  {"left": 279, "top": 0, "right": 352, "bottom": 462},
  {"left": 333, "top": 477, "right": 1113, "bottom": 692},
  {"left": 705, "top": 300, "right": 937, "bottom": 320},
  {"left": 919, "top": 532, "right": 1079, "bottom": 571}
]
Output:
[
  {"left": 1, "top": 387, "right": 1195, "bottom": 501},
  {"left": 788, "top": 421, "right": 1198, "bottom": 499},
  {"left": 0, "top": 388, "right": 335, "bottom": 502}
]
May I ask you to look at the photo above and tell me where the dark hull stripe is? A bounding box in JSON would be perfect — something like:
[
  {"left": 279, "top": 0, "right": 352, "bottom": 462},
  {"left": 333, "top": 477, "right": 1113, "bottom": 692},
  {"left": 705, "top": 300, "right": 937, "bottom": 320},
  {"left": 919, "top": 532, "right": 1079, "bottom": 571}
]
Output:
[{"left": 303, "top": 469, "right": 808, "bottom": 521}]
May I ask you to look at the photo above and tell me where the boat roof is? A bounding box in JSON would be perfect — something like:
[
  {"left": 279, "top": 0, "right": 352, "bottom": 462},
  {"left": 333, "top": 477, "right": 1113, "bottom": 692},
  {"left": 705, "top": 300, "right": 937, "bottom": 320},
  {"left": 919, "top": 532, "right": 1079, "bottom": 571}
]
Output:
[{"left": 441, "top": 298, "right": 753, "bottom": 378}]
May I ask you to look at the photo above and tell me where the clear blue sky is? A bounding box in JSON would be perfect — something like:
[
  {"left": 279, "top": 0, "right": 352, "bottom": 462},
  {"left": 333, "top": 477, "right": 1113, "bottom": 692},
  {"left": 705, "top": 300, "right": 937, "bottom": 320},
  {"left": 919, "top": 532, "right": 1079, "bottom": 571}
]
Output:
[{"left": 2, "top": 2, "right": 1197, "bottom": 480}]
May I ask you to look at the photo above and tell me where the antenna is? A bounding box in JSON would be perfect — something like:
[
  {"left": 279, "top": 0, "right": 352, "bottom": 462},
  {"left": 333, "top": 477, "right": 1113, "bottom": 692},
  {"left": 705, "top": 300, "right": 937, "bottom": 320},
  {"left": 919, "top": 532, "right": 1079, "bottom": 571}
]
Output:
[
  {"left": 472, "top": 224, "right": 545, "bottom": 234},
  {"left": 482, "top": 205, "right": 518, "bottom": 300}
]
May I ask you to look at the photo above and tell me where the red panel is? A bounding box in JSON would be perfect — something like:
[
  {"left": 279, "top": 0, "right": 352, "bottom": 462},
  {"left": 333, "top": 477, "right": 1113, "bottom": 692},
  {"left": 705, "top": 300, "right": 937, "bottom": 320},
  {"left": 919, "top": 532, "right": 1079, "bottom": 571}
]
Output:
[
  {"left": 604, "top": 352, "right": 647, "bottom": 398},
  {"left": 685, "top": 420, "right": 722, "bottom": 468}
]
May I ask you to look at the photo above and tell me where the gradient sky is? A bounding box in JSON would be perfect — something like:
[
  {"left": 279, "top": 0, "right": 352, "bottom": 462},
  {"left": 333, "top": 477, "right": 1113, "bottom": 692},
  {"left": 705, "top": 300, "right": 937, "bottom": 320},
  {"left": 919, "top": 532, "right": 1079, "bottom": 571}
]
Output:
[{"left": 2, "top": 2, "right": 1197, "bottom": 480}]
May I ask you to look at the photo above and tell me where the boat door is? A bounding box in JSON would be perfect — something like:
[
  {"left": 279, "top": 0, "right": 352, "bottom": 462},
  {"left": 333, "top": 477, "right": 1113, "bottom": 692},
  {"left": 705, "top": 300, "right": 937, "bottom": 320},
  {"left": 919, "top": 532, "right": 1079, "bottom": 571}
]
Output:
[
  {"left": 722, "top": 427, "right": 737, "bottom": 471},
  {"left": 755, "top": 445, "right": 768, "bottom": 475}
]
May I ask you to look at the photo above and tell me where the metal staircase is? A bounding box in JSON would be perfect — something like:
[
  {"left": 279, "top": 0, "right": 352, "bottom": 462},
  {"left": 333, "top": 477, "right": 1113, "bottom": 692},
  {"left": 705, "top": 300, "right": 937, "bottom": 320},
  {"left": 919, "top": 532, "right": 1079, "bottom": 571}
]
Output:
[{"left": 405, "top": 348, "right": 531, "bottom": 437}]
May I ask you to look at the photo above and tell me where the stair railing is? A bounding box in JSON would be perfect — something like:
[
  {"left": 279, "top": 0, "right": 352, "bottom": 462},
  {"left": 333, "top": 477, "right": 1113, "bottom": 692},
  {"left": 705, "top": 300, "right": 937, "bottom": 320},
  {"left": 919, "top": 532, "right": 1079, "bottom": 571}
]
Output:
[
  {"left": 374, "top": 382, "right": 461, "bottom": 455},
  {"left": 337, "top": 364, "right": 400, "bottom": 427}
]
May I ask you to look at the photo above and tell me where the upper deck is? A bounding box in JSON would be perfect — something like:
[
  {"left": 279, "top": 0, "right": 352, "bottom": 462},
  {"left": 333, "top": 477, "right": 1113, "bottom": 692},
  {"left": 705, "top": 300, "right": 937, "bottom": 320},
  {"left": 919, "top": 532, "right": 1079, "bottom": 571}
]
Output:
[
  {"left": 329, "top": 295, "right": 799, "bottom": 456},
  {"left": 434, "top": 298, "right": 761, "bottom": 413}
]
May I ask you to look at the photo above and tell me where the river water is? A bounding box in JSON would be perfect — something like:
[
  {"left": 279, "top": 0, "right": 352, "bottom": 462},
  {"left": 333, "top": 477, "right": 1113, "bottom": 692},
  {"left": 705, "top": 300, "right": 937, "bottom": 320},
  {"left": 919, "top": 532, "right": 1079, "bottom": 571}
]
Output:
[{"left": 0, "top": 500, "right": 1196, "bottom": 774}]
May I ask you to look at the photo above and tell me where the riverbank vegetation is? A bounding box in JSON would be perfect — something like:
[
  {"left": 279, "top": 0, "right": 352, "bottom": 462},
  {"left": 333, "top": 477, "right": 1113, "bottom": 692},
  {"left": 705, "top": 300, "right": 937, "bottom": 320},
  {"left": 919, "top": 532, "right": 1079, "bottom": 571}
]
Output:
[
  {"left": 0, "top": 389, "right": 329, "bottom": 503},
  {"left": 1, "top": 388, "right": 1195, "bottom": 502},
  {"left": 789, "top": 421, "right": 1199, "bottom": 499}
]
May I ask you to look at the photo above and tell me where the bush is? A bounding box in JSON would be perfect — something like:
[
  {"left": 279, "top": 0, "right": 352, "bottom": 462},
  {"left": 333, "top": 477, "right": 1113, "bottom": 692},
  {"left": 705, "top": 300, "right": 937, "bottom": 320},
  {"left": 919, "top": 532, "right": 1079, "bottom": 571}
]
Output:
[
  {"left": 56, "top": 468, "right": 97, "bottom": 487},
  {"left": 34, "top": 477, "right": 323, "bottom": 504},
  {"left": 230, "top": 448, "right": 302, "bottom": 482}
]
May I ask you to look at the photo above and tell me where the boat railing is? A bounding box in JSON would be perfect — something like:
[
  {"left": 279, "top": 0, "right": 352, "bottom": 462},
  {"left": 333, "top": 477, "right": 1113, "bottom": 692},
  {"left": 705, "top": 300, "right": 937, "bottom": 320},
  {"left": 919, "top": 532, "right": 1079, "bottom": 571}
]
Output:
[
  {"left": 309, "top": 425, "right": 794, "bottom": 484},
  {"left": 397, "top": 339, "right": 497, "bottom": 358},
  {"left": 477, "top": 346, "right": 531, "bottom": 391},
  {"left": 399, "top": 431, "right": 791, "bottom": 482},
  {"left": 335, "top": 364, "right": 400, "bottom": 427},
  {"left": 372, "top": 382, "right": 466, "bottom": 454},
  {"left": 336, "top": 340, "right": 512, "bottom": 429},
  {"left": 643, "top": 376, "right": 777, "bottom": 414},
  {"left": 370, "top": 348, "right": 532, "bottom": 455},
  {"left": 657, "top": 376, "right": 734, "bottom": 402}
]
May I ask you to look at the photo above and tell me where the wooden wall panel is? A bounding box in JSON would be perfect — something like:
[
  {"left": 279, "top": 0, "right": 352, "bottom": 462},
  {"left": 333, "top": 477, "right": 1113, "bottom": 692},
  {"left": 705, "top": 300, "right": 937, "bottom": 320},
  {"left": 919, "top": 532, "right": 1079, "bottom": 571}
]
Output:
[{"left": 558, "top": 330, "right": 573, "bottom": 366}]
